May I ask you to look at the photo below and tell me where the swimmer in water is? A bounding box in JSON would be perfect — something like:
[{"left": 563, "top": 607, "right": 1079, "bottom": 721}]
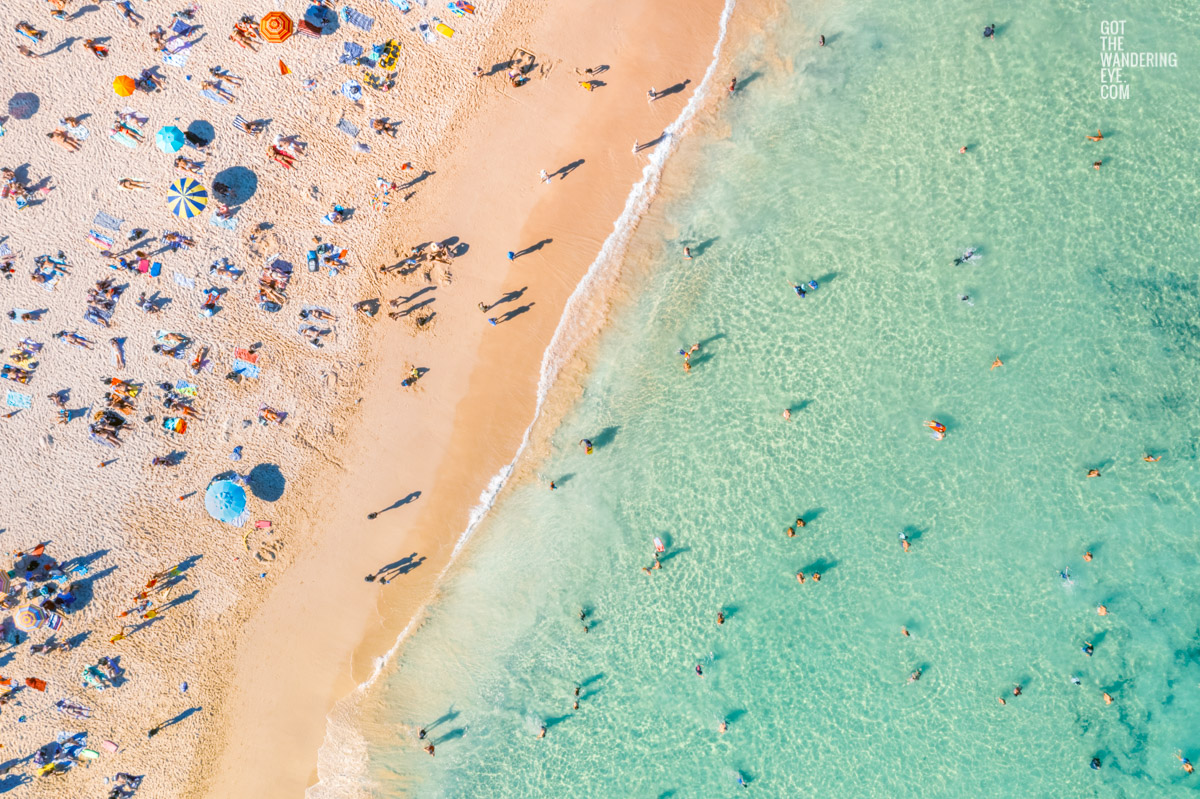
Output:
[
  {"left": 538, "top": 725, "right": 547, "bottom": 739},
  {"left": 959, "top": 145, "right": 967, "bottom": 154},
  {"left": 1103, "top": 692, "right": 1113, "bottom": 705},
  {"left": 719, "top": 719, "right": 728, "bottom": 733},
  {"left": 580, "top": 438, "right": 593, "bottom": 454},
  {"left": 1097, "top": 604, "right": 1108, "bottom": 616},
  {"left": 792, "top": 283, "right": 807, "bottom": 298},
  {"left": 901, "top": 626, "right": 910, "bottom": 637},
  {"left": 1087, "top": 130, "right": 1104, "bottom": 141},
  {"left": 1093, "top": 161, "right": 1102, "bottom": 170},
  {"left": 908, "top": 668, "right": 922, "bottom": 683},
  {"left": 1087, "top": 469, "right": 1100, "bottom": 478},
  {"left": 1012, "top": 685, "right": 1022, "bottom": 697},
  {"left": 425, "top": 744, "right": 435, "bottom": 756},
  {"left": 953, "top": 249, "right": 977, "bottom": 266},
  {"left": 991, "top": 357, "right": 1003, "bottom": 370},
  {"left": 1090, "top": 757, "right": 1101, "bottom": 770},
  {"left": 683, "top": 246, "right": 692, "bottom": 259},
  {"left": 819, "top": 34, "right": 825, "bottom": 46},
  {"left": 796, "top": 572, "right": 806, "bottom": 584},
  {"left": 1070, "top": 675, "right": 1082, "bottom": 686},
  {"left": 812, "top": 572, "right": 821, "bottom": 582},
  {"left": 795, "top": 518, "right": 806, "bottom": 528},
  {"left": 1083, "top": 551, "right": 1093, "bottom": 562},
  {"left": 1176, "top": 751, "right": 1194, "bottom": 773},
  {"left": 717, "top": 610, "right": 725, "bottom": 625},
  {"left": 696, "top": 664, "right": 704, "bottom": 677},
  {"left": 786, "top": 526, "right": 796, "bottom": 538},
  {"left": 783, "top": 408, "right": 792, "bottom": 421},
  {"left": 1143, "top": 453, "right": 1161, "bottom": 462},
  {"left": 1082, "top": 641, "right": 1094, "bottom": 657},
  {"left": 959, "top": 294, "right": 974, "bottom": 305},
  {"left": 899, "top": 531, "right": 910, "bottom": 552}
]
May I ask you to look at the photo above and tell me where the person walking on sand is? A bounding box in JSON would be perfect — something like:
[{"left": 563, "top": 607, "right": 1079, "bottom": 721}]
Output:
[{"left": 647, "top": 88, "right": 657, "bottom": 102}]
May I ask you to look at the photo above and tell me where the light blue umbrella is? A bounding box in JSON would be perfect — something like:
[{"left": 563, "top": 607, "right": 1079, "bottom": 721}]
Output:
[
  {"left": 155, "top": 125, "right": 185, "bottom": 153},
  {"left": 205, "top": 478, "right": 248, "bottom": 526}
]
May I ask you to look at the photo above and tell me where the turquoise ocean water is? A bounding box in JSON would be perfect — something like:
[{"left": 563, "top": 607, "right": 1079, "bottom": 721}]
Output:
[{"left": 318, "top": 1, "right": 1200, "bottom": 796}]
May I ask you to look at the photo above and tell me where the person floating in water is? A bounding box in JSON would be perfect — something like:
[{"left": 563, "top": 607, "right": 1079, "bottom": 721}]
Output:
[
  {"left": 1083, "top": 551, "right": 1093, "bottom": 562},
  {"left": 792, "top": 283, "right": 806, "bottom": 298},
  {"left": 1087, "top": 130, "right": 1104, "bottom": 142},
  {"left": 1177, "top": 751, "right": 1194, "bottom": 774},
  {"left": 580, "top": 438, "right": 593, "bottom": 454},
  {"left": 717, "top": 610, "right": 725, "bottom": 625},
  {"left": 1082, "top": 641, "right": 1094, "bottom": 657},
  {"left": 1087, "top": 469, "right": 1100, "bottom": 478},
  {"left": 908, "top": 667, "right": 922, "bottom": 684},
  {"left": 1143, "top": 453, "right": 1161, "bottom": 462},
  {"left": 991, "top": 357, "right": 1003, "bottom": 370},
  {"left": 983, "top": 23, "right": 995, "bottom": 39},
  {"left": 953, "top": 248, "right": 978, "bottom": 266},
  {"left": 899, "top": 530, "right": 911, "bottom": 552},
  {"left": 959, "top": 145, "right": 968, "bottom": 154},
  {"left": 925, "top": 420, "right": 946, "bottom": 440},
  {"left": 819, "top": 34, "right": 825, "bottom": 46},
  {"left": 1093, "top": 161, "right": 1102, "bottom": 170},
  {"left": 695, "top": 664, "right": 704, "bottom": 677},
  {"left": 1090, "top": 756, "right": 1102, "bottom": 770}
]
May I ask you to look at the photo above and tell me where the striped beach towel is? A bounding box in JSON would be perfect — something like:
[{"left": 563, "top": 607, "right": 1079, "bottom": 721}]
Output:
[
  {"left": 231, "top": 115, "right": 251, "bottom": 133},
  {"left": 93, "top": 211, "right": 124, "bottom": 231},
  {"left": 87, "top": 229, "right": 115, "bottom": 250},
  {"left": 336, "top": 118, "right": 359, "bottom": 138},
  {"left": 341, "top": 6, "right": 376, "bottom": 31}
]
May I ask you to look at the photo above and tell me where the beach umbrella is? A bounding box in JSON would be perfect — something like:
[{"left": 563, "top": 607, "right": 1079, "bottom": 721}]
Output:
[
  {"left": 166, "top": 178, "right": 208, "bottom": 218},
  {"left": 155, "top": 125, "right": 185, "bottom": 153},
  {"left": 113, "top": 75, "right": 136, "bottom": 97},
  {"left": 13, "top": 604, "right": 47, "bottom": 632},
  {"left": 205, "top": 478, "right": 249, "bottom": 526},
  {"left": 260, "top": 11, "right": 294, "bottom": 43},
  {"left": 304, "top": 4, "right": 337, "bottom": 34}
]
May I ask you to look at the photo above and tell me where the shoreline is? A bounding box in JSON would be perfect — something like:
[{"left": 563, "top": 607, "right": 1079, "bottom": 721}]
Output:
[{"left": 205, "top": 0, "right": 735, "bottom": 795}]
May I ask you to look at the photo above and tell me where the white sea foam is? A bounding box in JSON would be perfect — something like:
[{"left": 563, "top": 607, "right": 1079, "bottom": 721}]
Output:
[{"left": 307, "top": 1, "right": 738, "bottom": 793}]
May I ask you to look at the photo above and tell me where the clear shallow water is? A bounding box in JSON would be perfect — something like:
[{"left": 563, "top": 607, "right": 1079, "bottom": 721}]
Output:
[{"left": 343, "top": 1, "right": 1200, "bottom": 796}]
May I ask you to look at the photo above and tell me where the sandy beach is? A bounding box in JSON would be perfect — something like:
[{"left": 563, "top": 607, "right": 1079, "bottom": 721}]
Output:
[{"left": 0, "top": 0, "right": 731, "bottom": 794}]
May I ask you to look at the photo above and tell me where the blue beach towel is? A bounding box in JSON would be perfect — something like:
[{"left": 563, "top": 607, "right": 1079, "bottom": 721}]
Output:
[
  {"left": 210, "top": 214, "right": 237, "bottom": 231},
  {"left": 93, "top": 211, "right": 124, "bottom": 231},
  {"left": 109, "top": 131, "right": 138, "bottom": 149},
  {"left": 338, "top": 42, "right": 365, "bottom": 64},
  {"left": 5, "top": 391, "right": 32, "bottom": 409},
  {"left": 231, "top": 359, "right": 260, "bottom": 379},
  {"left": 341, "top": 6, "right": 376, "bottom": 31},
  {"left": 200, "top": 89, "right": 229, "bottom": 105},
  {"left": 163, "top": 50, "right": 190, "bottom": 68}
]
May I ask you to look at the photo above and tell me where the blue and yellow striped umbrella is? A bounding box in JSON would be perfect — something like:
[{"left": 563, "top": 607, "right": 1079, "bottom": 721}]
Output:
[
  {"left": 166, "top": 178, "right": 208, "bottom": 218},
  {"left": 13, "top": 604, "right": 47, "bottom": 632}
]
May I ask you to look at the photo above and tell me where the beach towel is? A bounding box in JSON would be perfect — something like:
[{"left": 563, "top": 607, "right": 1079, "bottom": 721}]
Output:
[
  {"left": 25, "top": 677, "right": 47, "bottom": 692},
  {"left": 109, "top": 130, "right": 139, "bottom": 149},
  {"left": 93, "top": 211, "right": 124, "bottom": 231},
  {"left": 171, "top": 19, "right": 194, "bottom": 35},
  {"left": 336, "top": 118, "right": 359, "bottom": 137},
  {"left": 5, "top": 391, "right": 31, "bottom": 409},
  {"left": 210, "top": 214, "right": 237, "bottom": 231},
  {"left": 119, "top": 107, "right": 149, "bottom": 125},
  {"left": 163, "top": 50, "right": 190, "bottom": 68},
  {"left": 338, "top": 41, "right": 364, "bottom": 64},
  {"left": 65, "top": 122, "right": 89, "bottom": 140},
  {"left": 87, "top": 229, "right": 115, "bottom": 250},
  {"left": 0, "top": 242, "right": 10, "bottom": 259},
  {"left": 173, "top": 272, "right": 196, "bottom": 289},
  {"left": 340, "top": 81, "right": 363, "bottom": 103},
  {"left": 231, "top": 358, "right": 260, "bottom": 379},
  {"left": 341, "top": 6, "right": 375, "bottom": 31},
  {"left": 163, "top": 417, "right": 187, "bottom": 434},
  {"left": 174, "top": 380, "right": 198, "bottom": 397},
  {"left": 44, "top": 612, "right": 62, "bottom": 631},
  {"left": 234, "top": 347, "right": 259, "bottom": 364},
  {"left": 387, "top": 0, "right": 412, "bottom": 13},
  {"left": 200, "top": 89, "right": 229, "bottom": 105}
]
